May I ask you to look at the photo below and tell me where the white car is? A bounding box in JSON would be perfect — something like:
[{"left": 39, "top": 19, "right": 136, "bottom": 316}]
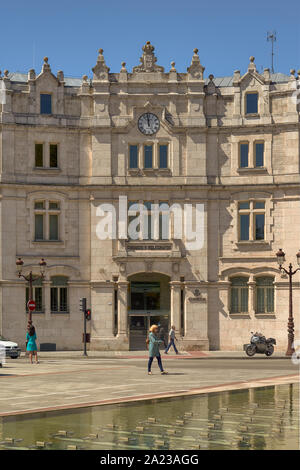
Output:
[{"left": 0, "top": 336, "right": 21, "bottom": 362}]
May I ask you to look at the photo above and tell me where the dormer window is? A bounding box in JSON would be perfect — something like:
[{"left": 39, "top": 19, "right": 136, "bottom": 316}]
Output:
[
  {"left": 40, "top": 94, "right": 52, "bottom": 115},
  {"left": 246, "top": 92, "right": 258, "bottom": 114}
]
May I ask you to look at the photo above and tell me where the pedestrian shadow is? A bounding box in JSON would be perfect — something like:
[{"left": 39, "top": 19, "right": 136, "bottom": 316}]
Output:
[{"left": 165, "top": 372, "right": 185, "bottom": 375}]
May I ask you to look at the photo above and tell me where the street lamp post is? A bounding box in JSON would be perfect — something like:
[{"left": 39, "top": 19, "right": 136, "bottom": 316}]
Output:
[
  {"left": 16, "top": 257, "right": 47, "bottom": 326},
  {"left": 276, "top": 248, "right": 300, "bottom": 356}
]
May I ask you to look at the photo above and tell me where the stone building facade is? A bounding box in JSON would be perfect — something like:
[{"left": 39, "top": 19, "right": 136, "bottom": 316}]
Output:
[{"left": 0, "top": 42, "right": 299, "bottom": 351}]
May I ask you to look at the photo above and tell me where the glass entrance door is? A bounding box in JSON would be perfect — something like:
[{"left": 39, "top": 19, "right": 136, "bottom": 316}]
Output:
[
  {"left": 129, "top": 314, "right": 170, "bottom": 351},
  {"left": 129, "top": 316, "right": 147, "bottom": 351}
]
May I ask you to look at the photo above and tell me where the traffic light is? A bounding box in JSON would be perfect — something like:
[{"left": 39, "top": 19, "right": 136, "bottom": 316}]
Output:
[
  {"left": 79, "top": 297, "right": 86, "bottom": 312},
  {"left": 85, "top": 309, "right": 91, "bottom": 321}
]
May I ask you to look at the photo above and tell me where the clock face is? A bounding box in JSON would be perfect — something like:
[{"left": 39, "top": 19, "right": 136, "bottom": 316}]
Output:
[{"left": 138, "top": 113, "right": 160, "bottom": 135}]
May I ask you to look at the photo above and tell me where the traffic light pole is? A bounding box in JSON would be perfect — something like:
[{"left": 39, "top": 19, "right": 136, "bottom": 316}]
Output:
[{"left": 83, "top": 308, "right": 87, "bottom": 357}]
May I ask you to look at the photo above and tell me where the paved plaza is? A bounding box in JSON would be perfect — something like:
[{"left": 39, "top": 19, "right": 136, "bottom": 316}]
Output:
[{"left": 0, "top": 351, "right": 298, "bottom": 417}]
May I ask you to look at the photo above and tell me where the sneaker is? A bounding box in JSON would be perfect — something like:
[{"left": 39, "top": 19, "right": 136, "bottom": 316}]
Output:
[
  {"left": 161, "top": 371, "right": 168, "bottom": 375},
  {"left": 148, "top": 371, "right": 152, "bottom": 375},
  {"left": 164, "top": 351, "right": 168, "bottom": 354}
]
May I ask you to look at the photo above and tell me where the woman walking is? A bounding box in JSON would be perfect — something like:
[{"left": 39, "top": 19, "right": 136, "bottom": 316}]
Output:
[
  {"left": 26, "top": 324, "right": 39, "bottom": 364},
  {"left": 147, "top": 325, "right": 168, "bottom": 375}
]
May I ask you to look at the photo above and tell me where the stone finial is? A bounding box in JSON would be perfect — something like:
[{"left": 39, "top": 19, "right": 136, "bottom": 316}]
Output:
[
  {"left": 81, "top": 74, "right": 90, "bottom": 90},
  {"left": 187, "top": 48, "right": 205, "bottom": 79},
  {"left": 290, "top": 68, "right": 296, "bottom": 80},
  {"left": 170, "top": 61, "right": 176, "bottom": 72},
  {"left": 28, "top": 69, "right": 36, "bottom": 80},
  {"left": 57, "top": 70, "right": 64, "bottom": 83},
  {"left": 92, "top": 48, "right": 110, "bottom": 80},
  {"left": 120, "top": 62, "right": 127, "bottom": 72},
  {"left": 42, "top": 56, "right": 51, "bottom": 73},
  {"left": 248, "top": 56, "right": 256, "bottom": 72},
  {"left": 132, "top": 41, "right": 164, "bottom": 73}
]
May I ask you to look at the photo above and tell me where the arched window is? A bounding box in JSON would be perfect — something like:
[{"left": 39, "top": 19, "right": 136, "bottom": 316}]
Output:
[
  {"left": 51, "top": 276, "right": 68, "bottom": 313},
  {"left": 256, "top": 277, "right": 274, "bottom": 313},
  {"left": 230, "top": 277, "right": 249, "bottom": 313}
]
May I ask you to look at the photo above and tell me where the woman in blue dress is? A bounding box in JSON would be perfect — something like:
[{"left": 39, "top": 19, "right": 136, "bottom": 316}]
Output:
[
  {"left": 147, "top": 325, "right": 168, "bottom": 375},
  {"left": 26, "top": 324, "right": 38, "bottom": 364}
]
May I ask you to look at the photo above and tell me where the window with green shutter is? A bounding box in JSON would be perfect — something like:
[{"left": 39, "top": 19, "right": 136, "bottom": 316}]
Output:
[
  {"left": 230, "top": 277, "right": 249, "bottom": 313},
  {"left": 256, "top": 277, "right": 274, "bottom": 313},
  {"left": 51, "top": 276, "right": 68, "bottom": 313}
]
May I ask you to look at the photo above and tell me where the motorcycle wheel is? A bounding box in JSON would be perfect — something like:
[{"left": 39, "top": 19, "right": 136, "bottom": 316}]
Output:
[
  {"left": 265, "top": 345, "right": 274, "bottom": 357},
  {"left": 245, "top": 345, "right": 256, "bottom": 357}
]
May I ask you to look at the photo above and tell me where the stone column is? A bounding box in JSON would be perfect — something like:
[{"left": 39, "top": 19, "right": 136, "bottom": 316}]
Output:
[
  {"left": 182, "top": 282, "right": 209, "bottom": 350},
  {"left": 117, "top": 281, "right": 129, "bottom": 338},
  {"left": 43, "top": 280, "right": 51, "bottom": 320},
  {"left": 170, "top": 281, "right": 181, "bottom": 334},
  {"left": 248, "top": 278, "right": 256, "bottom": 316}
]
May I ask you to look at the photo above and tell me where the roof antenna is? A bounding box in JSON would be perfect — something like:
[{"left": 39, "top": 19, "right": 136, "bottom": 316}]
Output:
[{"left": 267, "top": 31, "right": 276, "bottom": 74}]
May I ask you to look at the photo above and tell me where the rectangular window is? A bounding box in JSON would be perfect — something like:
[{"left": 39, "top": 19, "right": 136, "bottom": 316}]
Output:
[
  {"left": 51, "top": 276, "right": 68, "bottom": 312},
  {"left": 50, "top": 144, "right": 58, "bottom": 168},
  {"left": 129, "top": 145, "right": 138, "bottom": 169},
  {"left": 60, "top": 287, "right": 68, "bottom": 312},
  {"left": 51, "top": 287, "right": 58, "bottom": 312},
  {"left": 35, "top": 144, "right": 43, "bottom": 167},
  {"left": 255, "top": 142, "right": 264, "bottom": 167},
  {"left": 34, "top": 201, "right": 45, "bottom": 210},
  {"left": 40, "top": 94, "right": 52, "bottom": 114},
  {"left": 240, "top": 143, "right": 249, "bottom": 168},
  {"left": 143, "top": 201, "right": 153, "bottom": 240},
  {"left": 240, "top": 214, "right": 250, "bottom": 240},
  {"left": 159, "top": 202, "right": 170, "bottom": 240},
  {"left": 256, "top": 277, "right": 274, "bottom": 313},
  {"left": 49, "top": 214, "right": 59, "bottom": 240},
  {"left": 128, "top": 201, "right": 140, "bottom": 240},
  {"left": 159, "top": 145, "right": 168, "bottom": 169},
  {"left": 230, "top": 277, "right": 249, "bottom": 313},
  {"left": 35, "top": 214, "right": 44, "bottom": 240},
  {"left": 254, "top": 201, "right": 265, "bottom": 209},
  {"left": 246, "top": 93, "right": 258, "bottom": 114},
  {"left": 144, "top": 145, "right": 153, "bottom": 169},
  {"left": 255, "top": 213, "right": 265, "bottom": 240}
]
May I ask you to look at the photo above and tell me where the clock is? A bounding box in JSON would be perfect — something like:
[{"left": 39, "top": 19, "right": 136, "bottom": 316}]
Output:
[{"left": 138, "top": 113, "right": 160, "bottom": 135}]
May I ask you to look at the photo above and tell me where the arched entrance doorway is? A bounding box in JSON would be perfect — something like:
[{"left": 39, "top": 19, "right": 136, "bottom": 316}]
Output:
[{"left": 128, "top": 273, "right": 170, "bottom": 350}]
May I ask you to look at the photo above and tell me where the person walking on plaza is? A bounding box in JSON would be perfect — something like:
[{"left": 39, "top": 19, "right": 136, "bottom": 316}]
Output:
[
  {"left": 26, "top": 324, "right": 39, "bottom": 364},
  {"left": 165, "top": 325, "right": 179, "bottom": 354},
  {"left": 147, "top": 325, "right": 168, "bottom": 375}
]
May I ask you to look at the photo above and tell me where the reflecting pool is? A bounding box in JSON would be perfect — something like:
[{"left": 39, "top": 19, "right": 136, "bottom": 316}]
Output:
[{"left": 0, "top": 383, "right": 299, "bottom": 450}]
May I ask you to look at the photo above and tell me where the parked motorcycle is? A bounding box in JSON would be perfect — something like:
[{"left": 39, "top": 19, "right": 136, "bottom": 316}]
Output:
[{"left": 244, "top": 332, "right": 276, "bottom": 357}]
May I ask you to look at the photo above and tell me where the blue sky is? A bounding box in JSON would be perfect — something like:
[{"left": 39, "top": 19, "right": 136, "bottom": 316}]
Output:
[{"left": 0, "top": 0, "right": 299, "bottom": 79}]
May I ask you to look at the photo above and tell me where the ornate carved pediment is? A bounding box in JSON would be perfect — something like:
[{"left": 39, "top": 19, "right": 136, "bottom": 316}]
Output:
[
  {"left": 133, "top": 42, "right": 164, "bottom": 73},
  {"left": 187, "top": 48, "right": 205, "bottom": 80},
  {"left": 92, "top": 49, "right": 110, "bottom": 80},
  {"left": 205, "top": 74, "right": 220, "bottom": 95}
]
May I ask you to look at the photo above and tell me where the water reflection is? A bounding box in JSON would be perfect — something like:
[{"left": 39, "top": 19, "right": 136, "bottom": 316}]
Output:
[{"left": 0, "top": 384, "right": 298, "bottom": 450}]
